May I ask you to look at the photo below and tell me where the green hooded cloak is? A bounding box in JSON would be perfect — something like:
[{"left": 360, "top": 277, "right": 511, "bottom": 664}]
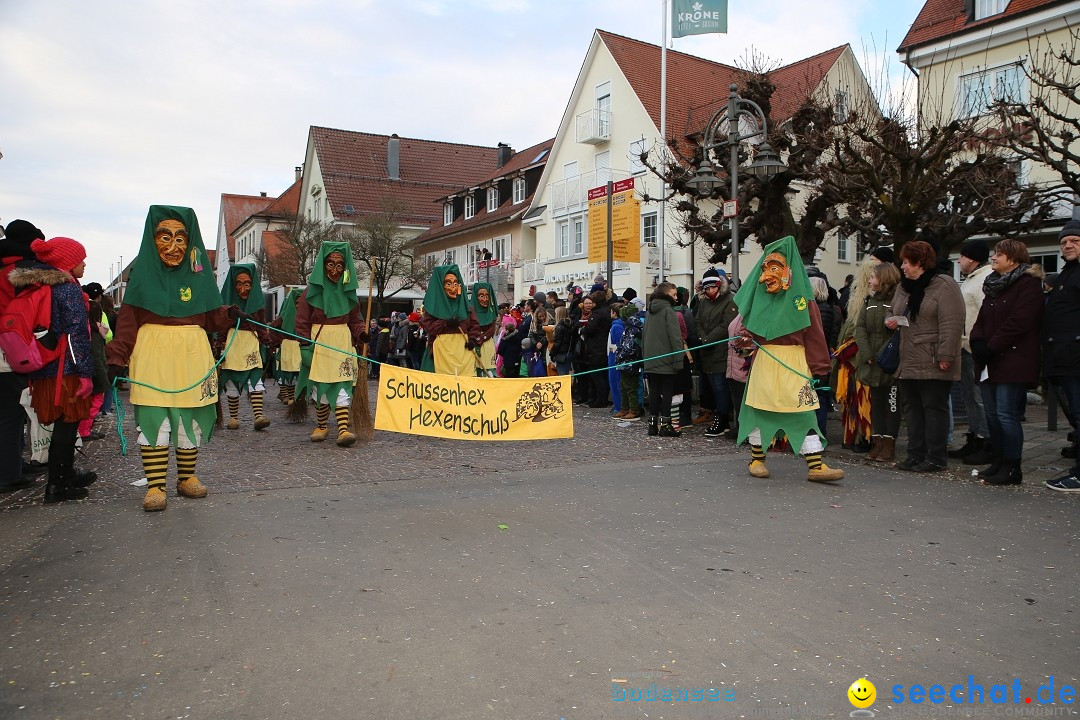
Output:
[
  {"left": 423, "top": 265, "right": 469, "bottom": 321},
  {"left": 278, "top": 287, "right": 301, "bottom": 336},
  {"left": 220, "top": 263, "right": 265, "bottom": 314},
  {"left": 306, "top": 242, "right": 359, "bottom": 318},
  {"left": 733, "top": 236, "right": 814, "bottom": 341},
  {"left": 470, "top": 281, "right": 497, "bottom": 325},
  {"left": 124, "top": 205, "right": 223, "bottom": 317}
]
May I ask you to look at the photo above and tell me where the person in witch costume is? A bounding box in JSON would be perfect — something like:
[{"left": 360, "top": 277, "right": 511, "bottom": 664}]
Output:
[
  {"left": 270, "top": 288, "right": 302, "bottom": 405},
  {"left": 467, "top": 281, "right": 499, "bottom": 377},
  {"left": 292, "top": 242, "right": 368, "bottom": 447},
  {"left": 218, "top": 263, "right": 271, "bottom": 430},
  {"left": 420, "top": 264, "right": 476, "bottom": 376},
  {"left": 732, "top": 236, "right": 844, "bottom": 483},
  {"left": 106, "top": 206, "right": 241, "bottom": 511}
]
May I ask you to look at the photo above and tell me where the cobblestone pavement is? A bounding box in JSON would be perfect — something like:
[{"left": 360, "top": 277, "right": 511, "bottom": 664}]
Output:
[{"left": 2, "top": 381, "right": 1078, "bottom": 511}]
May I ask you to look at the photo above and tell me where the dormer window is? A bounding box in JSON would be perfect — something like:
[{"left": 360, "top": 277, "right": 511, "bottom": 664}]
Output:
[
  {"left": 975, "top": 0, "right": 1007, "bottom": 20},
  {"left": 513, "top": 177, "right": 526, "bottom": 204},
  {"left": 487, "top": 187, "right": 499, "bottom": 212},
  {"left": 443, "top": 202, "right": 454, "bottom": 226},
  {"left": 465, "top": 195, "right": 476, "bottom": 219}
]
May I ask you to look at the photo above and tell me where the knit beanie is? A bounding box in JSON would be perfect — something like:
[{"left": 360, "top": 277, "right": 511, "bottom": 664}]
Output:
[
  {"left": 30, "top": 236, "right": 86, "bottom": 273},
  {"left": 1059, "top": 219, "right": 1080, "bottom": 243},
  {"left": 82, "top": 282, "right": 104, "bottom": 299},
  {"left": 870, "top": 246, "right": 894, "bottom": 263},
  {"left": 622, "top": 287, "right": 638, "bottom": 301},
  {"left": 4, "top": 219, "right": 45, "bottom": 248},
  {"left": 959, "top": 239, "right": 989, "bottom": 264}
]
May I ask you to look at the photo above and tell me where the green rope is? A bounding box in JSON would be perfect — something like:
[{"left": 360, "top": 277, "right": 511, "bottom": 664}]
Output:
[
  {"left": 110, "top": 317, "right": 243, "bottom": 456},
  {"left": 247, "top": 318, "right": 827, "bottom": 390}
]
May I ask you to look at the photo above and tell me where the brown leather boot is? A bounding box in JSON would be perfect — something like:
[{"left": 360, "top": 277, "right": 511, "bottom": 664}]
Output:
[
  {"left": 866, "top": 436, "right": 882, "bottom": 461},
  {"left": 873, "top": 436, "right": 895, "bottom": 462}
]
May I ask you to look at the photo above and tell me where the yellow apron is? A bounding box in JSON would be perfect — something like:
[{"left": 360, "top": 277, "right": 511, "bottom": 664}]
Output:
[
  {"left": 477, "top": 337, "right": 497, "bottom": 372},
  {"left": 279, "top": 339, "right": 301, "bottom": 373},
  {"left": 309, "top": 324, "right": 357, "bottom": 383},
  {"left": 432, "top": 332, "right": 477, "bottom": 377},
  {"left": 744, "top": 344, "right": 819, "bottom": 413},
  {"left": 220, "top": 328, "right": 262, "bottom": 371},
  {"left": 129, "top": 324, "right": 218, "bottom": 408}
]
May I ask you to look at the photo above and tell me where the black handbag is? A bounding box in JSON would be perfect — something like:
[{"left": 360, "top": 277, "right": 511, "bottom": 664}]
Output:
[{"left": 876, "top": 331, "right": 901, "bottom": 374}]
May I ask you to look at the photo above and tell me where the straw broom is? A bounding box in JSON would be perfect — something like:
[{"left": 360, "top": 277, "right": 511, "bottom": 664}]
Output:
[{"left": 350, "top": 257, "right": 376, "bottom": 441}]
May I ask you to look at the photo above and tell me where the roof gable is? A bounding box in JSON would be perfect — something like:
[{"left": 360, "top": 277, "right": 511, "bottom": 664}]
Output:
[
  {"left": 220, "top": 193, "right": 274, "bottom": 262},
  {"left": 310, "top": 127, "right": 504, "bottom": 227},
  {"left": 898, "top": 0, "right": 1067, "bottom": 51},
  {"left": 597, "top": 30, "right": 847, "bottom": 159}
]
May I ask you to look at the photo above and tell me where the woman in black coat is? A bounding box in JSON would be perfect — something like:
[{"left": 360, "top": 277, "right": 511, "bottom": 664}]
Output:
[
  {"left": 968, "top": 239, "right": 1044, "bottom": 486},
  {"left": 579, "top": 290, "right": 612, "bottom": 407}
]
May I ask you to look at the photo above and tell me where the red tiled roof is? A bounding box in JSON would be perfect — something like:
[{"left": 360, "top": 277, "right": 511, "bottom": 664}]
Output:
[
  {"left": 227, "top": 179, "right": 302, "bottom": 236},
  {"left": 311, "top": 127, "right": 504, "bottom": 227},
  {"left": 898, "top": 0, "right": 1066, "bottom": 51},
  {"left": 413, "top": 138, "right": 556, "bottom": 245},
  {"left": 220, "top": 193, "right": 273, "bottom": 262},
  {"left": 598, "top": 30, "right": 847, "bottom": 160}
]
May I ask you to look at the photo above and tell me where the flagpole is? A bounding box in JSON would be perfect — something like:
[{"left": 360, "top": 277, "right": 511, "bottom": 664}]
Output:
[{"left": 658, "top": 0, "right": 668, "bottom": 284}]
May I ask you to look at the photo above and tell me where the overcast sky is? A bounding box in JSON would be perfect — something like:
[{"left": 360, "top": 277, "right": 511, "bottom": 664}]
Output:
[{"left": 0, "top": 0, "right": 925, "bottom": 286}]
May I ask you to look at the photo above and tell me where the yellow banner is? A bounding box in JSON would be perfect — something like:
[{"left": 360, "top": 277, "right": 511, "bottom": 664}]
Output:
[{"left": 374, "top": 364, "right": 575, "bottom": 441}]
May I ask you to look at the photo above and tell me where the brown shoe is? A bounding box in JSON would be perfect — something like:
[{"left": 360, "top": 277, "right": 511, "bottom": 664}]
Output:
[
  {"left": 613, "top": 410, "right": 629, "bottom": 419},
  {"left": 143, "top": 487, "right": 167, "bottom": 512},
  {"left": 692, "top": 410, "right": 713, "bottom": 426},
  {"left": 866, "top": 436, "right": 881, "bottom": 461},
  {"left": 336, "top": 430, "right": 357, "bottom": 447},
  {"left": 872, "top": 436, "right": 896, "bottom": 462},
  {"left": 748, "top": 460, "right": 770, "bottom": 478},
  {"left": 310, "top": 427, "right": 329, "bottom": 442},
  {"left": 253, "top": 416, "right": 271, "bottom": 431},
  {"left": 177, "top": 476, "right": 208, "bottom": 498},
  {"left": 624, "top": 409, "right": 643, "bottom": 422}
]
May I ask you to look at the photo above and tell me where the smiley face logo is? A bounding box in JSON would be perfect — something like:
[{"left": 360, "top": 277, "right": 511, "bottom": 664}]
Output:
[{"left": 848, "top": 678, "right": 876, "bottom": 709}]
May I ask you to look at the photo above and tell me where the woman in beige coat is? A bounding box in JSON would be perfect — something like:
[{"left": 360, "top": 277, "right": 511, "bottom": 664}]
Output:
[{"left": 886, "top": 240, "right": 964, "bottom": 472}]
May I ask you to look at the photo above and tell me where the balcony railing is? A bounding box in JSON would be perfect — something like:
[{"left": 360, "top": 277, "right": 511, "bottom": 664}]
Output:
[
  {"left": 521, "top": 258, "right": 546, "bottom": 283},
  {"left": 576, "top": 108, "right": 612, "bottom": 144},
  {"left": 547, "top": 169, "right": 628, "bottom": 217},
  {"left": 645, "top": 245, "right": 671, "bottom": 270}
]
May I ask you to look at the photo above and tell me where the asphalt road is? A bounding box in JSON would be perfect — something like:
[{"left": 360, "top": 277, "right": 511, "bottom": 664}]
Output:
[{"left": 2, "top": 443, "right": 1078, "bottom": 720}]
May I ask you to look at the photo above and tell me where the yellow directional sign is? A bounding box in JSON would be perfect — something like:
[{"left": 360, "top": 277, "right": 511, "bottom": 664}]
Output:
[{"left": 587, "top": 179, "right": 641, "bottom": 263}]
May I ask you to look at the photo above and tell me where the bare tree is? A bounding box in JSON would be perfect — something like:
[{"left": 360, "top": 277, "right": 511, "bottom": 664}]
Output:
[
  {"left": 646, "top": 54, "right": 1057, "bottom": 266},
  {"left": 989, "top": 26, "right": 1080, "bottom": 212},
  {"left": 812, "top": 104, "right": 1057, "bottom": 257},
  {"left": 254, "top": 215, "right": 340, "bottom": 287},
  {"left": 643, "top": 65, "right": 850, "bottom": 265},
  {"left": 344, "top": 198, "right": 430, "bottom": 316}
]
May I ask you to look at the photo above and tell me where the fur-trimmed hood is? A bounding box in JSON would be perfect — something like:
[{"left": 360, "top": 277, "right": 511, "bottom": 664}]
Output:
[{"left": 8, "top": 266, "right": 75, "bottom": 289}]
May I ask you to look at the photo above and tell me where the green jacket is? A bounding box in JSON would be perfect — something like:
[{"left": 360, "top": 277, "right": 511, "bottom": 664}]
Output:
[
  {"left": 643, "top": 297, "right": 684, "bottom": 375},
  {"left": 853, "top": 291, "right": 896, "bottom": 387},
  {"left": 694, "top": 291, "right": 738, "bottom": 374}
]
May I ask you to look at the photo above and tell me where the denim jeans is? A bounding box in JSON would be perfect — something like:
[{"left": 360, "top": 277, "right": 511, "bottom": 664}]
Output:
[
  {"left": 979, "top": 381, "right": 1027, "bottom": 461},
  {"left": 706, "top": 372, "right": 731, "bottom": 417},
  {"left": 958, "top": 349, "right": 989, "bottom": 437},
  {"left": 1050, "top": 375, "right": 1080, "bottom": 475}
]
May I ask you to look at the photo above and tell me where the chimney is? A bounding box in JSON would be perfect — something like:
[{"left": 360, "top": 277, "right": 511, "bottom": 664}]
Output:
[
  {"left": 387, "top": 134, "right": 400, "bottom": 180},
  {"left": 497, "top": 142, "right": 512, "bottom": 168},
  {"left": 295, "top": 165, "right": 302, "bottom": 182},
  {"left": 260, "top": 192, "right": 267, "bottom": 197}
]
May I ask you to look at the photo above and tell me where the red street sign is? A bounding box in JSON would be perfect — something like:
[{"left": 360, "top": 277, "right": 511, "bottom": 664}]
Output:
[{"left": 588, "top": 177, "right": 635, "bottom": 199}]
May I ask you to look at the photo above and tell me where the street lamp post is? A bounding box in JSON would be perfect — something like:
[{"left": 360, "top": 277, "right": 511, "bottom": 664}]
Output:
[{"left": 685, "top": 83, "right": 787, "bottom": 283}]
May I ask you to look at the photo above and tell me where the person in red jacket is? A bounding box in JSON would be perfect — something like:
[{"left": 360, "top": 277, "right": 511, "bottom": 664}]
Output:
[{"left": 0, "top": 220, "right": 44, "bottom": 492}]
